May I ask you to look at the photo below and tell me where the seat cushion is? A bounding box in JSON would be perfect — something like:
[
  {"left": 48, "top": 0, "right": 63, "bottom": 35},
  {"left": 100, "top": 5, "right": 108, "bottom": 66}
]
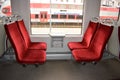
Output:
[
  {"left": 72, "top": 49, "right": 100, "bottom": 62},
  {"left": 68, "top": 42, "right": 88, "bottom": 50},
  {"left": 28, "top": 42, "right": 47, "bottom": 50},
  {"left": 21, "top": 50, "right": 46, "bottom": 64}
]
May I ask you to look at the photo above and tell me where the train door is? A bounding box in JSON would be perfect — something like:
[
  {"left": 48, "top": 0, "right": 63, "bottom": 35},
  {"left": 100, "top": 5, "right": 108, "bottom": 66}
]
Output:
[{"left": 40, "top": 11, "right": 48, "bottom": 23}]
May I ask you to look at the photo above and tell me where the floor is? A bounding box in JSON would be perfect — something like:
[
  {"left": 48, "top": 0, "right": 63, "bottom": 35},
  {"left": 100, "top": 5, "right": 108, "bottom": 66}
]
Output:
[{"left": 0, "top": 59, "right": 120, "bottom": 80}]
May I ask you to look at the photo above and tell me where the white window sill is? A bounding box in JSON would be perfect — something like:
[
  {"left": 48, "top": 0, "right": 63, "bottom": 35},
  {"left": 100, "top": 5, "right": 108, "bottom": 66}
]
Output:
[{"left": 49, "top": 32, "right": 66, "bottom": 37}]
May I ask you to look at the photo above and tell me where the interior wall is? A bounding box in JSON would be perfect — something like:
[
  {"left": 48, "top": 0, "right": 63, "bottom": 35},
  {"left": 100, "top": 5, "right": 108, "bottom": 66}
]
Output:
[
  {"left": 0, "top": 23, "right": 5, "bottom": 56},
  {"left": 83, "top": 0, "right": 100, "bottom": 32},
  {"left": 11, "top": 0, "right": 30, "bottom": 32},
  {"left": 11, "top": 0, "right": 101, "bottom": 53},
  {"left": 107, "top": 20, "right": 120, "bottom": 57}
]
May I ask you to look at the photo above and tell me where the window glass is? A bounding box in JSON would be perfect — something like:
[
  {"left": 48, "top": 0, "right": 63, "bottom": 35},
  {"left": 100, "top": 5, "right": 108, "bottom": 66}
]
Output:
[
  {"left": 68, "top": 15, "right": 75, "bottom": 19},
  {"left": 76, "top": 15, "right": 83, "bottom": 19},
  {"left": 100, "top": 0, "right": 119, "bottom": 20},
  {"left": 30, "top": 0, "right": 84, "bottom": 34},
  {"left": 52, "top": 14, "right": 58, "bottom": 19},
  {"left": 60, "top": 15, "right": 66, "bottom": 19},
  {"left": 35, "top": 14, "right": 39, "bottom": 18},
  {"left": 0, "top": 0, "right": 12, "bottom": 17}
]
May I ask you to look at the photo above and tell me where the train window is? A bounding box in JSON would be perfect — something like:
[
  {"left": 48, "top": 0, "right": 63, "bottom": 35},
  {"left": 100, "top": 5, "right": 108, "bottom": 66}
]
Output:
[
  {"left": 30, "top": 0, "right": 84, "bottom": 34},
  {"left": 76, "top": 15, "right": 83, "bottom": 19},
  {"left": 0, "top": 0, "right": 12, "bottom": 17},
  {"left": 100, "top": 0, "right": 119, "bottom": 20},
  {"left": 35, "top": 14, "right": 39, "bottom": 18},
  {"left": 52, "top": 15, "right": 58, "bottom": 19},
  {"left": 60, "top": 15, "right": 66, "bottom": 19},
  {"left": 68, "top": 15, "right": 75, "bottom": 19}
]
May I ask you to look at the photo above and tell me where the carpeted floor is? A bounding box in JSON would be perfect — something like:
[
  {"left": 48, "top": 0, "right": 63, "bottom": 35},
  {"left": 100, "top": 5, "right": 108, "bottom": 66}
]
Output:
[{"left": 0, "top": 59, "right": 120, "bottom": 80}]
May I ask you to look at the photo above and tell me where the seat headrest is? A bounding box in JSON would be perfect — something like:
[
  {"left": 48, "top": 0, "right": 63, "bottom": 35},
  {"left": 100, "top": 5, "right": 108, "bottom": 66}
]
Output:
[
  {"left": 1, "top": 14, "right": 22, "bottom": 24},
  {"left": 100, "top": 18, "right": 115, "bottom": 26}
]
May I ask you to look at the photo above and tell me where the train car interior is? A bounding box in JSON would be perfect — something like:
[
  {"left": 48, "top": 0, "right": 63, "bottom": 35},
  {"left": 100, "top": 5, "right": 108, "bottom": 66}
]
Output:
[{"left": 0, "top": 0, "right": 120, "bottom": 80}]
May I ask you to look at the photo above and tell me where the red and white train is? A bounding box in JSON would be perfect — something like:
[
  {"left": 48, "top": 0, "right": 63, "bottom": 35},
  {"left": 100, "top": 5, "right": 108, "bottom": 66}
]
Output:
[{"left": 30, "top": 0, "right": 83, "bottom": 23}]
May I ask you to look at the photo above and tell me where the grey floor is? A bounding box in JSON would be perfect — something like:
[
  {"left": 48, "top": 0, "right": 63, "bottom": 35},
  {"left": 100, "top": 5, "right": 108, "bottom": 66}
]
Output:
[{"left": 0, "top": 59, "right": 120, "bottom": 80}]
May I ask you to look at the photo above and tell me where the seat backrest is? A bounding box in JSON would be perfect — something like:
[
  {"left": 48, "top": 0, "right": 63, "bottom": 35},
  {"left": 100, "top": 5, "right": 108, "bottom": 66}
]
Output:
[
  {"left": 16, "top": 19, "right": 31, "bottom": 48},
  {"left": 82, "top": 21, "right": 98, "bottom": 47},
  {"left": 4, "top": 22, "right": 27, "bottom": 62},
  {"left": 90, "top": 23, "right": 113, "bottom": 59}
]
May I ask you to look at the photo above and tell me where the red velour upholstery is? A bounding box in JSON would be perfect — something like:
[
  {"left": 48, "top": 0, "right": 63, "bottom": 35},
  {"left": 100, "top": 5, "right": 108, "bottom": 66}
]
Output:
[
  {"left": 4, "top": 22, "right": 46, "bottom": 64},
  {"left": 72, "top": 23, "right": 113, "bottom": 62},
  {"left": 68, "top": 21, "right": 98, "bottom": 50},
  {"left": 16, "top": 19, "right": 47, "bottom": 50}
]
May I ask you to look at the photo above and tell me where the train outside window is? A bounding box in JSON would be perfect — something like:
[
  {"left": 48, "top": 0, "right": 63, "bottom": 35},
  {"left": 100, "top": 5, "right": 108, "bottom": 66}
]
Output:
[
  {"left": 52, "top": 15, "right": 58, "bottom": 19},
  {"left": 68, "top": 15, "right": 75, "bottom": 19},
  {"left": 100, "top": 0, "right": 119, "bottom": 21},
  {"left": 30, "top": 0, "right": 84, "bottom": 34},
  {"left": 35, "top": 14, "right": 39, "bottom": 19},
  {"left": 60, "top": 15, "right": 66, "bottom": 19}
]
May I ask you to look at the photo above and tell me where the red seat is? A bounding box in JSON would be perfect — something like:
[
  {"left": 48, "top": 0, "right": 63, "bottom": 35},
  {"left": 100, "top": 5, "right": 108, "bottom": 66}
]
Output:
[
  {"left": 72, "top": 23, "right": 113, "bottom": 62},
  {"left": 4, "top": 22, "right": 46, "bottom": 64},
  {"left": 16, "top": 19, "right": 47, "bottom": 50},
  {"left": 68, "top": 21, "right": 98, "bottom": 50}
]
